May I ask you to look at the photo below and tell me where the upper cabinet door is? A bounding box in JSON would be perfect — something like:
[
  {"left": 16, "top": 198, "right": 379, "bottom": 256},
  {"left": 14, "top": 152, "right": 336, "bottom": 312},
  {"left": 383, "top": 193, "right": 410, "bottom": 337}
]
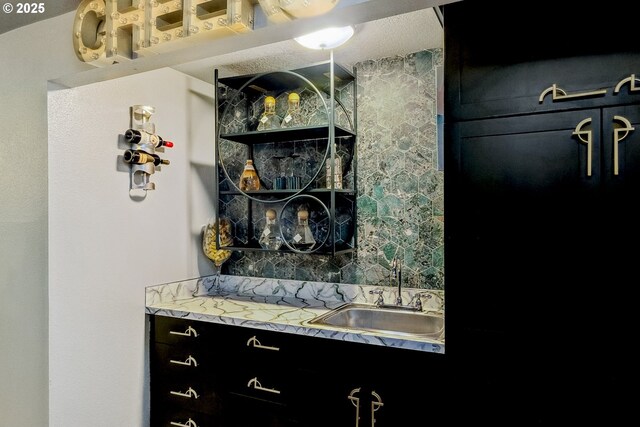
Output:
[
  {"left": 602, "top": 106, "right": 640, "bottom": 190},
  {"left": 452, "top": 109, "right": 602, "bottom": 222},
  {"left": 444, "top": 2, "right": 640, "bottom": 121}
]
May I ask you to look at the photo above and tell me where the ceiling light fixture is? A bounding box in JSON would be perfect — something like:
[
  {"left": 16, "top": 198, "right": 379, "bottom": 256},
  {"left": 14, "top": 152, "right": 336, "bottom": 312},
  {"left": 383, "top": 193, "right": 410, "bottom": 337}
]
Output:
[{"left": 294, "top": 25, "right": 355, "bottom": 50}]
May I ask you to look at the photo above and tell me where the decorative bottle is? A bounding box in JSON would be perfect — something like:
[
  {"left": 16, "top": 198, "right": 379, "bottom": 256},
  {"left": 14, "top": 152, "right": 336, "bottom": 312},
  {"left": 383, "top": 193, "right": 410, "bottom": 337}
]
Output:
[
  {"left": 259, "top": 209, "right": 283, "bottom": 250},
  {"left": 281, "top": 92, "right": 306, "bottom": 128},
  {"left": 257, "top": 96, "right": 282, "bottom": 131},
  {"left": 326, "top": 145, "right": 343, "bottom": 189},
  {"left": 291, "top": 205, "right": 316, "bottom": 251},
  {"left": 239, "top": 159, "right": 261, "bottom": 191}
]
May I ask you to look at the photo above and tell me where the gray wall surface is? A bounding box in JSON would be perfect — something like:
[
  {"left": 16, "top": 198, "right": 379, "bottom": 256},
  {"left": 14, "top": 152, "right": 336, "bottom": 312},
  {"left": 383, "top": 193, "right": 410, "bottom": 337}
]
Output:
[{"left": 0, "top": 12, "right": 91, "bottom": 426}]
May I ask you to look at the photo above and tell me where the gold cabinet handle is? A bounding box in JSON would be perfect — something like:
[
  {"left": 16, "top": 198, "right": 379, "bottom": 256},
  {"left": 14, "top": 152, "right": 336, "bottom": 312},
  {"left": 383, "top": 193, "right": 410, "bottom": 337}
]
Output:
[
  {"left": 572, "top": 118, "right": 593, "bottom": 177},
  {"left": 348, "top": 388, "right": 361, "bottom": 427},
  {"left": 539, "top": 84, "right": 607, "bottom": 103},
  {"left": 169, "top": 355, "right": 198, "bottom": 367},
  {"left": 246, "top": 336, "right": 279, "bottom": 351},
  {"left": 170, "top": 387, "right": 199, "bottom": 399},
  {"left": 614, "top": 74, "right": 640, "bottom": 94},
  {"left": 247, "top": 377, "right": 281, "bottom": 394},
  {"left": 170, "top": 419, "right": 199, "bottom": 427},
  {"left": 613, "top": 115, "right": 635, "bottom": 175},
  {"left": 370, "top": 391, "right": 384, "bottom": 427},
  {"left": 169, "top": 326, "right": 198, "bottom": 338}
]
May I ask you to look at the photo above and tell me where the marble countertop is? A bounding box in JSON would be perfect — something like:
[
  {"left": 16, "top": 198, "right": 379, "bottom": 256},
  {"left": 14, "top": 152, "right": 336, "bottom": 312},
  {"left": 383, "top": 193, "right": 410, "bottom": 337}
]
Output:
[{"left": 145, "top": 275, "right": 445, "bottom": 354}]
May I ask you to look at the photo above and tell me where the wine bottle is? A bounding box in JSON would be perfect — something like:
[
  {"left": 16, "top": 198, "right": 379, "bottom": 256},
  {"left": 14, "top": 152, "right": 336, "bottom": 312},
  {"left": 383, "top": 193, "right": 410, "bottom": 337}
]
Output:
[
  {"left": 124, "top": 129, "right": 174, "bottom": 148},
  {"left": 123, "top": 149, "right": 170, "bottom": 166}
]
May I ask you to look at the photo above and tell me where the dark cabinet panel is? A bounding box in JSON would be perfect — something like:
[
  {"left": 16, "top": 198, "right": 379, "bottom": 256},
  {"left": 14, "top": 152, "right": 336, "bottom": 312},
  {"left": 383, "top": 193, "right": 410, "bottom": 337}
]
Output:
[
  {"left": 149, "top": 315, "right": 446, "bottom": 426},
  {"left": 446, "top": 110, "right": 639, "bottom": 424},
  {"left": 152, "top": 406, "right": 218, "bottom": 427},
  {"left": 457, "top": 110, "right": 601, "bottom": 201},
  {"left": 602, "top": 106, "right": 640, "bottom": 190},
  {"left": 153, "top": 315, "right": 215, "bottom": 347},
  {"left": 444, "top": 2, "right": 640, "bottom": 121},
  {"left": 444, "top": 3, "right": 640, "bottom": 419}
]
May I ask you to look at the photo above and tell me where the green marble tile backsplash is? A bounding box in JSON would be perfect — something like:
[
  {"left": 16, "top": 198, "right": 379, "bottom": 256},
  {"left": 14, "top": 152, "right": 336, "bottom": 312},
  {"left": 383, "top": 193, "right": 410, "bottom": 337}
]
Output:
[{"left": 225, "top": 49, "right": 444, "bottom": 289}]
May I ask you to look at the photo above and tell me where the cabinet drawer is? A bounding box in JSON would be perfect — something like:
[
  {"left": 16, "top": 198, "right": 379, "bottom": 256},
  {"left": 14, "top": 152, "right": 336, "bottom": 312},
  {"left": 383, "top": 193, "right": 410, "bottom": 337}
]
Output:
[
  {"left": 222, "top": 392, "right": 301, "bottom": 427},
  {"left": 153, "top": 315, "right": 214, "bottom": 347},
  {"left": 224, "top": 326, "right": 293, "bottom": 362},
  {"left": 151, "top": 405, "right": 218, "bottom": 427},
  {"left": 153, "top": 374, "right": 222, "bottom": 415},
  {"left": 152, "top": 343, "right": 221, "bottom": 378},
  {"left": 226, "top": 368, "right": 293, "bottom": 405}
]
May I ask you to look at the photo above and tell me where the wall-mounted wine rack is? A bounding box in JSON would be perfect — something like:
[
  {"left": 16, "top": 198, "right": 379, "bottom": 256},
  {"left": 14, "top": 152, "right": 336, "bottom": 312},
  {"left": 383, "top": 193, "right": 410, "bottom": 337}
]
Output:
[{"left": 122, "top": 105, "right": 173, "bottom": 196}]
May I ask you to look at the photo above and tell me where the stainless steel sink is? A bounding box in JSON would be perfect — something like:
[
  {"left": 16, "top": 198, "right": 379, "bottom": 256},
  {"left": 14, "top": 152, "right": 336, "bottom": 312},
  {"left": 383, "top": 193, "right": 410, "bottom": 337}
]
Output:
[{"left": 308, "top": 303, "right": 444, "bottom": 339}]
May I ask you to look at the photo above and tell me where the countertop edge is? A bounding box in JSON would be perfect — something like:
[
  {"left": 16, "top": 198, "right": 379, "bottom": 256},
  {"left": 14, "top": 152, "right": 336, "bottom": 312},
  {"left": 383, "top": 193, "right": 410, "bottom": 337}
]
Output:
[{"left": 145, "top": 275, "right": 445, "bottom": 354}]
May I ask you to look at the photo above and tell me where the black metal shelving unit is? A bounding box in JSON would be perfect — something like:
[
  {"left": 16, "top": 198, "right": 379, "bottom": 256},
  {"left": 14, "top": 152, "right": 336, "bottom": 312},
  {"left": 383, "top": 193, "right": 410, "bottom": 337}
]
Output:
[{"left": 213, "top": 57, "right": 358, "bottom": 255}]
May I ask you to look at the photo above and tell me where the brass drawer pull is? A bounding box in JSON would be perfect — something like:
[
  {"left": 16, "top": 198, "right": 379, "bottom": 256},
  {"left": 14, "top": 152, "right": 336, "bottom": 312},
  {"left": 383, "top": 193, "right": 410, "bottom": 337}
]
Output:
[
  {"left": 247, "top": 377, "right": 281, "bottom": 395},
  {"left": 246, "top": 335, "right": 279, "bottom": 351},
  {"left": 539, "top": 83, "right": 607, "bottom": 103},
  {"left": 348, "top": 388, "right": 361, "bottom": 427},
  {"left": 170, "top": 419, "right": 199, "bottom": 427},
  {"left": 613, "top": 115, "right": 635, "bottom": 175},
  {"left": 370, "top": 391, "right": 384, "bottom": 427},
  {"left": 614, "top": 74, "right": 640, "bottom": 94},
  {"left": 572, "top": 118, "right": 593, "bottom": 177},
  {"left": 169, "top": 355, "right": 198, "bottom": 367},
  {"left": 170, "top": 387, "right": 199, "bottom": 399},
  {"left": 169, "top": 326, "right": 198, "bottom": 338}
]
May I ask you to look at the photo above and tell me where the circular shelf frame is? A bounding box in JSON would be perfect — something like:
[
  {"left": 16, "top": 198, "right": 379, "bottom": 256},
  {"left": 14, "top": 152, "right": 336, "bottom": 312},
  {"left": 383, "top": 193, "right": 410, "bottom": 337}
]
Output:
[{"left": 217, "top": 70, "right": 331, "bottom": 204}]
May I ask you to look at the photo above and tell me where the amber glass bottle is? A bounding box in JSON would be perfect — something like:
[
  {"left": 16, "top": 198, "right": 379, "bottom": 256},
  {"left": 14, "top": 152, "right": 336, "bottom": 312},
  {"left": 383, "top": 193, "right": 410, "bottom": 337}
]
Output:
[{"left": 239, "top": 159, "right": 261, "bottom": 191}]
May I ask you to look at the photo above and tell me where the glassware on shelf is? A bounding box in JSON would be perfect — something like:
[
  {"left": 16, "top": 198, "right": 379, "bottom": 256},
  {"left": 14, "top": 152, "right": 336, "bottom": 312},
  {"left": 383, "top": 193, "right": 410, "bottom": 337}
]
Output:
[
  {"left": 199, "top": 217, "right": 233, "bottom": 295},
  {"left": 290, "top": 204, "right": 316, "bottom": 251},
  {"left": 257, "top": 96, "right": 282, "bottom": 131},
  {"left": 258, "top": 208, "right": 284, "bottom": 250},
  {"left": 285, "top": 154, "right": 302, "bottom": 189},
  {"left": 239, "top": 159, "right": 261, "bottom": 191},
  {"left": 272, "top": 155, "right": 287, "bottom": 190},
  {"left": 281, "top": 92, "right": 306, "bottom": 128}
]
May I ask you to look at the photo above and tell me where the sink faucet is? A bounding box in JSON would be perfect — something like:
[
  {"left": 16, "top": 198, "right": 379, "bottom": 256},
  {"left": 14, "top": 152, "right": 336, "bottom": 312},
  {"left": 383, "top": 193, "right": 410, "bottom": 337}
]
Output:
[{"left": 391, "top": 257, "right": 402, "bottom": 306}]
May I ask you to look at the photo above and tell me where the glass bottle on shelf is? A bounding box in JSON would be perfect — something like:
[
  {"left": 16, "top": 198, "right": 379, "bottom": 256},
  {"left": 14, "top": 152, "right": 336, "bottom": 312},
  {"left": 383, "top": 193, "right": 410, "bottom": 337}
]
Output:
[
  {"left": 326, "top": 145, "right": 343, "bottom": 189},
  {"left": 281, "top": 92, "right": 306, "bottom": 128},
  {"left": 239, "top": 159, "right": 261, "bottom": 191},
  {"left": 258, "top": 208, "right": 283, "bottom": 250},
  {"left": 257, "top": 96, "right": 282, "bottom": 131},
  {"left": 291, "top": 204, "right": 316, "bottom": 251}
]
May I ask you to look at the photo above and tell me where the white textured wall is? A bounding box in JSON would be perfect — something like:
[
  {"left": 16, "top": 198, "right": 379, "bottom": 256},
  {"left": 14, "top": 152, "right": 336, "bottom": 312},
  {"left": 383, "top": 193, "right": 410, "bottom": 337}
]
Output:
[
  {"left": 0, "top": 13, "right": 92, "bottom": 427},
  {"left": 48, "top": 69, "right": 215, "bottom": 426}
]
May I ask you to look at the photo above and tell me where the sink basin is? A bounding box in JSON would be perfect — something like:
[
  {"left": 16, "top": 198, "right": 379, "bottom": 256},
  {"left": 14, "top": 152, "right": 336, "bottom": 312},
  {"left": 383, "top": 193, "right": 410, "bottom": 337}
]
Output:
[{"left": 308, "top": 303, "right": 444, "bottom": 339}]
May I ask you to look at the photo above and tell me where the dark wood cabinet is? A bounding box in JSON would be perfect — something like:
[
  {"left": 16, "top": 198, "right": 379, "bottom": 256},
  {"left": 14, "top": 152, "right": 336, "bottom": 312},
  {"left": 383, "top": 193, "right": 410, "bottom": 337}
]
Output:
[
  {"left": 444, "top": 2, "right": 640, "bottom": 121},
  {"left": 444, "top": 2, "right": 640, "bottom": 424},
  {"left": 149, "top": 314, "right": 445, "bottom": 426}
]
